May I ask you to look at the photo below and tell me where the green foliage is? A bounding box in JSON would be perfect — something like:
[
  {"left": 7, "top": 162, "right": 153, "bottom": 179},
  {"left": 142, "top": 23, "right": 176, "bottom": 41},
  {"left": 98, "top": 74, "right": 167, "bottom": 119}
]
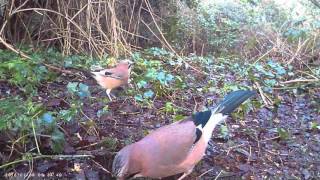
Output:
[
  {"left": 277, "top": 128, "right": 290, "bottom": 141},
  {"left": 0, "top": 96, "right": 65, "bottom": 153},
  {"left": 167, "top": 0, "right": 320, "bottom": 58},
  {"left": 310, "top": 122, "right": 320, "bottom": 130},
  {"left": 101, "top": 137, "right": 118, "bottom": 151},
  {"left": 54, "top": 82, "right": 92, "bottom": 123},
  {"left": 219, "top": 124, "right": 230, "bottom": 139},
  {"left": 146, "top": 47, "right": 173, "bottom": 58},
  {"left": 67, "top": 82, "right": 91, "bottom": 99},
  {"left": 173, "top": 114, "right": 187, "bottom": 122},
  {"left": 97, "top": 106, "right": 109, "bottom": 118},
  {"left": 58, "top": 108, "right": 78, "bottom": 122},
  {"left": 131, "top": 49, "right": 180, "bottom": 104},
  {"left": 0, "top": 97, "right": 43, "bottom": 132},
  {"left": 50, "top": 128, "right": 65, "bottom": 153},
  {"left": 0, "top": 49, "right": 87, "bottom": 154},
  {"left": 252, "top": 60, "right": 293, "bottom": 93},
  {"left": 0, "top": 50, "right": 56, "bottom": 94}
]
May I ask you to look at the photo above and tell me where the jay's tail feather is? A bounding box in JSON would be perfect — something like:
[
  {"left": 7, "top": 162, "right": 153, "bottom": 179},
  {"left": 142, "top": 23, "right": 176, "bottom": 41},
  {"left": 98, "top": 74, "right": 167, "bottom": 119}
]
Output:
[{"left": 217, "top": 90, "right": 256, "bottom": 115}]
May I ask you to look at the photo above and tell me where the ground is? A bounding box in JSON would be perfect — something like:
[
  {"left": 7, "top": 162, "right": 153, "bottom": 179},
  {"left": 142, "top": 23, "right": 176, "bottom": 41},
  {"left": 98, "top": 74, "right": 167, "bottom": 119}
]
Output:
[{"left": 0, "top": 57, "right": 319, "bottom": 180}]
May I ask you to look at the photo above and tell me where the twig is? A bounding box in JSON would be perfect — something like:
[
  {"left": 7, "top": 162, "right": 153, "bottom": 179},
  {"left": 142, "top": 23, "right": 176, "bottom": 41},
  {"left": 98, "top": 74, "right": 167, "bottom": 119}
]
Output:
[
  {"left": 287, "top": 38, "right": 309, "bottom": 64},
  {"left": 254, "top": 81, "right": 272, "bottom": 106},
  {"left": 214, "top": 170, "right": 223, "bottom": 180},
  {"left": 247, "top": 47, "right": 274, "bottom": 71},
  {"left": 8, "top": 134, "right": 31, "bottom": 160},
  {"left": 247, "top": 145, "right": 252, "bottom": 163},
  {"left": 0, "top": 36, "right": 82, "bottom": 77},
  {"left": 0, "top": 36, "right": 31, "bottom": 59},
  {"left": 42, "top": 63, "right": 75, "bottom": 75},
  {"left": 76, "top": 142, "right": 99, "bottom": 150},
  {"left": 91, "top": 159, "right": 111, "bottom": 174},
  {"left": 31, "top": 120, "right": 41, "bottom": 155},
  {"left": 193, "top": 96, "right": 198, "bottom": 112},
  {"left": 31, "top": 111, "right": 43, "bottom": 155},
  {"left": 297, "top": 70, "right": 319, "bottom": 80},
  {"left": 260, "top": 136, "right": 280, "bottom": 142},
  {"left": 197, "top": 168, "right": 215, "bottom": 179},
  {"left": 226, "top": 143, "right": 246, "bottom": 155},
  {"left": 79, "top": 109, "right": 99, "bottom": 137},
  {"left": 280, "top": 78, "right": 319, "bottom": 84}
]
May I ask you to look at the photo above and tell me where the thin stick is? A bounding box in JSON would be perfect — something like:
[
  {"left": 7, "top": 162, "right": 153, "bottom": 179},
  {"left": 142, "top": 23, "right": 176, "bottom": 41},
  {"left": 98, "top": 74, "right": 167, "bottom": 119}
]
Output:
[
  {"left": 197, "top": 168, "right": 214, "bottom": 179},
  {"left": 31, "top": 120, "right": 41, "bottom": 155},
  {"left": 214, "top": 170, "right": 223, "bottom": 180},
  {"left": 91, "top": 159, "right": 111, "bottom": 174},
  {"left": 0, "top": 36, "right": 31, "bottom": 59},
  {"left": 280, "top": 78, "right": 319, "bottom": 84},
  {"left": 247, "top": 47, "right": 274, "bottom": 71},
  {"left": 254, "top": 81, "right": 270, "bottom": 106},
  {"left": 31, "top": 111, "right": 43, "bottom": 155},
  {"left": 227, "top": 143, "right": 246, "bottom": 155},
  {"left": 260, "top": 136, "right": 280, "bottom": 142}
]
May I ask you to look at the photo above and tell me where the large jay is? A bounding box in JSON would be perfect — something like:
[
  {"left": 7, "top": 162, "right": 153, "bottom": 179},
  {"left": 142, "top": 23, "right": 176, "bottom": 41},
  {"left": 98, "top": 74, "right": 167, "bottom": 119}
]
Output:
[{"left": 112, "top": 90, "right": 256, "bottom": 179}]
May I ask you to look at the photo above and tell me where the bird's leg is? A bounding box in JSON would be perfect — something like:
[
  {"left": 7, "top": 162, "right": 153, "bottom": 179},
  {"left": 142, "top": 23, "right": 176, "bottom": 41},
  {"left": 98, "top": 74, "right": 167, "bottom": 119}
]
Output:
[
  {"left": 177, "top": 169, "right": 193, "bottom": 180},
  {"left": 177, "top": 173, "right": 188, "bottom": 180},
  {"left": 106, "top": 89, "right": 112, "bottom": 101},
  {"left": 128, "top": 78, "right": 134, "bottom": 89}
]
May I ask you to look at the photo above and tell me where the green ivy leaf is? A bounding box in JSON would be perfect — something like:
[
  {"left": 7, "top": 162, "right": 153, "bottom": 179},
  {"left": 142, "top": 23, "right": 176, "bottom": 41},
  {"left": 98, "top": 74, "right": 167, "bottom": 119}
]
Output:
[
  {"left": 143, "top": 90, "right": 154, "bottom": 99},
  {"left": 157, "top": 71, "right": 166, "bottom": 84},
  {"left": 78, "top": 83, "right": 90, "bottom": 99},
  {"left": 146, "top": 69, "right": 157, "bottom": 79},
  {"left": 277, "top": 128, "right": 290, "bottom": 140},
  {"left": 50, "top": 129, "right": 65, "bottom": 153},
  {"left": 134, "top": 94, "right": 144, "bottom": 102},
  {"left": 97, "top": 106, "right": 109, "bottom": 118},
  {"left": 166, "top": 74, "right": 174, "bottom": 82},
  {"left": 137, "top": 80, "right": 148, "bottom": 89},
  {"left": 165, "top": 102, "right": 174, "bottom": 113},
  {"left": 59, "top": 109, "right": 75, "bottom": 122},
  {"left": 220, "top": 125, "right": 229, "bottom": 139},
  {"left": 173, "top": 114, "right": 186, "bottom": 122},
  {"left": 67, "top": 82, "right": 79, "bottom": 94},
  {"left": 264, "top": 79, "right": 277, "bottom": 87},
  {"left": 310, "top": 122, "right": 320, "bottom": 130}
]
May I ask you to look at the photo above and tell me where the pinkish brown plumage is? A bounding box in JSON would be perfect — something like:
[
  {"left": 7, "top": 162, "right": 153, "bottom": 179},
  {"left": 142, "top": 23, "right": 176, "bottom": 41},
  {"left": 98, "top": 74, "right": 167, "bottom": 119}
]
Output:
[
  {"left": 91, "top": 60, "right": 133, "bottom": 101},
  {"left": 112, "top": 90, "right": 256, "bottom": 180}
]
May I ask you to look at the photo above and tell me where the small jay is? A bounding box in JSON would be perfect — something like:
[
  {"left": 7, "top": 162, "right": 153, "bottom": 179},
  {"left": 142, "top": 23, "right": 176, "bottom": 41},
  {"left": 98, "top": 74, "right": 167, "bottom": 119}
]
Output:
[
  {"left": 112, "top": 90, "right": 255, "bottom": 180},
  {"left": 91, "top": 60, "right": 133, "bottom": 101}
]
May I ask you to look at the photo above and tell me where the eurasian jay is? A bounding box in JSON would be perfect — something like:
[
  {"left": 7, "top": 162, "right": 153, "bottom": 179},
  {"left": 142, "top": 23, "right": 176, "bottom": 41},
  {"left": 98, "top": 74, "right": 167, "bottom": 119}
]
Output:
[
  {"left": 91, "top": 60, "right": 133, "bottom": 101},
  {"left": 112, "top": 90, "right": 255, "bottom": 180}
]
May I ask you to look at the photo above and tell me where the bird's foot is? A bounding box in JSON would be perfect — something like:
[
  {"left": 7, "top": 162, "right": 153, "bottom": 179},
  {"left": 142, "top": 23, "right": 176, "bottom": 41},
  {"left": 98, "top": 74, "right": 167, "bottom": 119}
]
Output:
[{"left": 177, "top": 168, "right": 193, "bottom": 180}]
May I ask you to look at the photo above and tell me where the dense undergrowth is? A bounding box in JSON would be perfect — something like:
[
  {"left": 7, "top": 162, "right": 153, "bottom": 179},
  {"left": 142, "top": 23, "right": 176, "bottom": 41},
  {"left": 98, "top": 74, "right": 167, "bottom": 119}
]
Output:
[{"left": 0, "top": 46, "right": 319, "bottom": 178}]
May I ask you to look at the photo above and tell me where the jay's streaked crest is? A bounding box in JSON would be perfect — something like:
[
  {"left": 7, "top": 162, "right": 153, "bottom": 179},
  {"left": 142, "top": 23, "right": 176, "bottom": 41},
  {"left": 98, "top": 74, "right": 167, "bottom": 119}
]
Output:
[
  {"left": 112, "top": 90, "right": 256, "bottom": 180},
  {"left": 91, "top": 60, "right": 133, "bottom": 101}
]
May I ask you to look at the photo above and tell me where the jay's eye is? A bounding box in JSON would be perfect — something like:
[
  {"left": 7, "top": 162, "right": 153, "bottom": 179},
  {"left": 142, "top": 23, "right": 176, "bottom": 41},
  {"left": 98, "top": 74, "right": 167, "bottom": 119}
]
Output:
[{"left": 105, "top": 71, "right": 113, "bottom": 76}]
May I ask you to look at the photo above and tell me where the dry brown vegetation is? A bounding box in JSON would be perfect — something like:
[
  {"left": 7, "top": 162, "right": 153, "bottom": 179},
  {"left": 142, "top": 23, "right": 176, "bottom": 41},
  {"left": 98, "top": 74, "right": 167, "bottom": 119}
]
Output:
[
  {"left": 0, "top": 0, "right": 178, "bottom": 58},
  {"left": 0, "top": 0, "right": 319, "bottom": 67}
]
